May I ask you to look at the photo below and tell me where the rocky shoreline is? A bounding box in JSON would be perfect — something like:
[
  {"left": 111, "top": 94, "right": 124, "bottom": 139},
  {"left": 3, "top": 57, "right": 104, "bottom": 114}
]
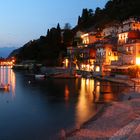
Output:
[
  {"left": 57, "top": 77, "right": 140, "bottom": 140},
  {"left": 65, "top": 92, "right": 140, "bottom": 140}
]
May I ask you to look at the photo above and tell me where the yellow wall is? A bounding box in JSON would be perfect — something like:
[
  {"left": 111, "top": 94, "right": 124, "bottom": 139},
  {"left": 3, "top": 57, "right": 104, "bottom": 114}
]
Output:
[
  {"left": 104, "top": 44, "right": 118, "bottom": 65},
  {"left": 131, "top": 23, "right": 140, "bottom": 31},
  {"left": 135, "top": 43, "right": 140, "bottom": 65},
  {"left": 118, "top": 32, "right": 128, "bottom": 44},
  {"left": 81, "top": 33, "right": 100, "bottom": 45}
]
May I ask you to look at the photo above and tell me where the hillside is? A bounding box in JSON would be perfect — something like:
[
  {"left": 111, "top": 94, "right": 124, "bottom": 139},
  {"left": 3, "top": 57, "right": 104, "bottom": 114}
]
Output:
[
  {"left": 9, "top": 24, "right": 74, "bottom": 66},
  {"left": 77, "top": 0, "right": 140, "bottom": 30},
  {"left": 0, "top": 47, "right": 17, "bottom": 58},
  {"left": 9, "top": 0, "right": 140, "bottom": 66}
]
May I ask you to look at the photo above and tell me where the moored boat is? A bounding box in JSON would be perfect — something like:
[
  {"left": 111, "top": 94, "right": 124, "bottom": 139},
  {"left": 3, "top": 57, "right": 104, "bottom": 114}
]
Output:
[
  {"left": 50, "top": 73, "right": 81, "bottom": 79},
  {"left": 0, "top": 84, "right": 10, "bottom": 91},
  {"left": 35, "top": 74, "right": 46, "bottom": 79}
]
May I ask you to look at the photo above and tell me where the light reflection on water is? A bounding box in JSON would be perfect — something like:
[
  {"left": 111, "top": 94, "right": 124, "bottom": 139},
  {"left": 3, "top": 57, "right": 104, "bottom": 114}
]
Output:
[
  {"left": 0, "top": 66, "right": 15, "bottom": 96},
  {"left": 76, "top": 78, "right": 96, "bottom": 125},
  {"left": 0, "top": 67, "right": 132, "bottom": 139}
]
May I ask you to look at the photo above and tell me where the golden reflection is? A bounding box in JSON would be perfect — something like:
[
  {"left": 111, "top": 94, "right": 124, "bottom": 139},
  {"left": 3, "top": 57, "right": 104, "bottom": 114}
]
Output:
[
  {"left": 76, "top": 78, "right": 96, "bottom": 125},
  {"left": 64, "top": 85, "right": 70, "bottom": 109},
  {"left": 3, "top": 66, "right": 5, "bottom": 83},
  {"left": 64, "top": 85, "right": 69, "bottom": 102},
  {"left": 0, "top": 66, "right": 3, "bottom": 83},
  {"left": 75, "top": 78, "right": 119, "bottom": 125},
  {"left": 0, "top": 66, "right": 16, "bottom": 96},
  {"left": 75, "top": 78, "right": 79, "bottom": 91},
  {"left": 100, "top": 83, "right": 114, "bottom": 102},
  {"left": 94, "top": 81, "right": 100, "bottom": 102},
  {"left": 10, "top": 69, "right": 16, "bottom": 97},
  {"left": 102, "top": 94, "right": 114, "bottom": 102}
]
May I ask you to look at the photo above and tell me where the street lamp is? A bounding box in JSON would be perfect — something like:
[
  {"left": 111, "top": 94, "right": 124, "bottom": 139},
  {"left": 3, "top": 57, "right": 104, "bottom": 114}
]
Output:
[
  {"left": 136, "top": 57, "right": 140, "bottom": 79},
  {"left": 136, "top": 57, "right": 140, "bottom": 65}
]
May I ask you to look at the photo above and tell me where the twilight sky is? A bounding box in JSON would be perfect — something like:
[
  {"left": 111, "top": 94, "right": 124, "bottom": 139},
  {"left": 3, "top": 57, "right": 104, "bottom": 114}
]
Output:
[{"left": 0, "top": 0, "right": 108, "bottom": 48}]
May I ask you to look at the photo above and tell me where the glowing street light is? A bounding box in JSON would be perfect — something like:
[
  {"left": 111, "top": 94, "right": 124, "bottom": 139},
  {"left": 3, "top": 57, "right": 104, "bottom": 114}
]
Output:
[{"left": 136, "top": 57, "right": 140, "bottom": 65}]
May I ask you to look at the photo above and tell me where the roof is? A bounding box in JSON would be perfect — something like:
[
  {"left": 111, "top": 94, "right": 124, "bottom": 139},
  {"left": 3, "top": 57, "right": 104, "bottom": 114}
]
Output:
[{"left": 128, "top": 31, "right": 140, "bottom": 39}]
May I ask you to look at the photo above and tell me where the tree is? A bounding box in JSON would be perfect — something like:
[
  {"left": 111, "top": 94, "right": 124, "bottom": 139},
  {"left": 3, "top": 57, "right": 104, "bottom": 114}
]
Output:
[
  {"left": 47, "top": 29, "right": 50, "bottom": 36},
  {"left": 64, "top": 23, "right": 71, "bottom": 30},
  {"left": 63, "top": 29, "right": 74, "bottom": 47},
  {"left": 57, "top": 23, "right": 61, "bottom": 30},
  {"left": 77, "top": 16, "right": 81, "bottom": 25},
  {"left": 89, "top": 9, "right": 94, "bottom": 17},
  {"left": 56, "top": 23, "right": 61, "bottom": 44}
]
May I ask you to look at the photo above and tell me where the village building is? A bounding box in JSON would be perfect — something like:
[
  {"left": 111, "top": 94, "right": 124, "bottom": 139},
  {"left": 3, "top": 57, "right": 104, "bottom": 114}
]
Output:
[
  {"left": 118, "top": 17, "right": 140, "bottom": 34},
  {"left": 66, "top": 17, "right": 140, "bottom": 77},
  {"left": 67, "top": 28, "right": 102, "bottom": 72},
  {"left": 117, "top": 31, "right": 140, "bottom": 65},
  {"left": 94, "top": 39, "right": 118, "bottom": 75},
  {"left": 117, "top": 17, "right": 140, "bottom": 66},
  {"left": 102, "top": 22, "right": 119, "bottom": 38}
]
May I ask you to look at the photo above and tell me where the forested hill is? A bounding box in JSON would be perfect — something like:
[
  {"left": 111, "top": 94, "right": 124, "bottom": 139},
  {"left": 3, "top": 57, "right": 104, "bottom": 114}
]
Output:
[
  {"left": 77, "top": 0, "right": 140, "bottom": 30},
  {"left": 9, "top": 0, "right": 140, "bottom": 66},
  {"left": 9, "top": 24, "right": 74, "bottom": 66}
]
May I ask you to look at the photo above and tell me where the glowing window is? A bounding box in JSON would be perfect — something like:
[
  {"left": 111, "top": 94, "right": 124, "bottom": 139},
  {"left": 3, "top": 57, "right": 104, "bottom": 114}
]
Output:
[
  {"left": 108, "top": 52, "right": 111, "bottom": 56},
  {"left": 136, "top": 57, "right": 140, "bottom": 65},
  {"left": 96, "top": 66, "right": 100, "bottom": 72}
]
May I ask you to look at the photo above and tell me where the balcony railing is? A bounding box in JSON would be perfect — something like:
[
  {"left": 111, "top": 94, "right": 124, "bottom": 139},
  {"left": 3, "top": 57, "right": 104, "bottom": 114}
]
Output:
[
  {"left": 118, "top": 39, "right": 140, "bottom": 45},
  {"left": 117, "top": 46, "right": 134, "bottom": 55}
]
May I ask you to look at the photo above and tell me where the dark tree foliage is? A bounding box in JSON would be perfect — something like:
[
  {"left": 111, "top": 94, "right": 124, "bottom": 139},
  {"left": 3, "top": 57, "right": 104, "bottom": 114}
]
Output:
[
  {"left": 10, "top": 23, "right": 74, "bottom": 66},
  {"left": 77, "top": 8, "right": 94, "bottom": 29},
  {"left": 10, "top": 0, "right": 140, "bottom": 66},
  {"left": 64, "top": 23, "right": 71, "bottom": 30},
  {"left": 77, "top": 0, "right": 140, "bottom": 30},
  {"left": 63, "top": 29, "right": 74, "bottom": 47}
]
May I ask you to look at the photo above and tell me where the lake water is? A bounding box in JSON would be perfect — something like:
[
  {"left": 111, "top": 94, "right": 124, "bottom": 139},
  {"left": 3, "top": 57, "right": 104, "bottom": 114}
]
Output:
[{"left": 0, "top": 66, "right": 131, "bottom": 140}]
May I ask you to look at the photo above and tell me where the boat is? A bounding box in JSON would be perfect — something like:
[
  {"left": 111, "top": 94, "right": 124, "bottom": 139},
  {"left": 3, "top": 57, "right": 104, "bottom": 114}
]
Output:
[
  {"left": 0, "top": 84, "right": 10, "bottom": 91},
  {"left": 75, "top": 74, "right": 82, "bottom": 78},
  {"left": 50, "top": 73, "right": 81, "bottom": 79},
  {"left": 35, "top": 74, "right": 46, "bottom": 79},
  {"left": 24, "top": 73, "right": 35, "bottom": 78},
  {"left": 86, "top": 74, "right": 92, "bottom": 79}
]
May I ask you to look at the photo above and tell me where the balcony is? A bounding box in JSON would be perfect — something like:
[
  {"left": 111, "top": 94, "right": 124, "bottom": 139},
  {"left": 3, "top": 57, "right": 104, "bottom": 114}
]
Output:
[
  {"left": 111, "top": 61, "right": 120, "bottom": 66},
  {"left": 117, "top": 46, "right": 126, "bottom": 53},
  {"left": 117, "top": 46, "right": 134, "bottom": 55},
  {"left": 118, "top": 39, "right": 140, "bottom": 45}
]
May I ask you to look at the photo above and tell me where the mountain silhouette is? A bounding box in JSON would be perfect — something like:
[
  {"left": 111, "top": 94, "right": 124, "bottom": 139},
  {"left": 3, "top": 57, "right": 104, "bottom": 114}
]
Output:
[{"left": 0, "top": 47, "right": 17, "bottom": 58}]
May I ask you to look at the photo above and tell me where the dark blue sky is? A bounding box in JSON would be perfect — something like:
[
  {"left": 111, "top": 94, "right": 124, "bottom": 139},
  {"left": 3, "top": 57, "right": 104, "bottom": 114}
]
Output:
[{"left": 0, "top": 0, "right": 108, "bottom": 47}]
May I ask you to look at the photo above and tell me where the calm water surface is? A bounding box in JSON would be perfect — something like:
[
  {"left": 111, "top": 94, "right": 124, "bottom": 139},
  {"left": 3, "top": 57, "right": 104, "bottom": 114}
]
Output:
[{"left": 0, "top": 66, "right": 131, "bottom": 140}]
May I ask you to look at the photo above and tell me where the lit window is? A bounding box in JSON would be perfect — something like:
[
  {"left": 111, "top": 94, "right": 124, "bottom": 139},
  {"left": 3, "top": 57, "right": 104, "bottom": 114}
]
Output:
[
  {"left": 136, "top": 57, "right": 140, "bottom": 65},
  {"left": 96, "top": 66, "right": 100, "bottom": 72},
  {"left": 130, "top": 47, "right": 133, "bottom": 52}
]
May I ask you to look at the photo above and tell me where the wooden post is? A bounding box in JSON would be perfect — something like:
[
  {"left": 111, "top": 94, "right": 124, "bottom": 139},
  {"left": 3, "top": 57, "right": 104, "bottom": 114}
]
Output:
[{"left": 60, "top": 129, "right": 66, "bottom": 140}]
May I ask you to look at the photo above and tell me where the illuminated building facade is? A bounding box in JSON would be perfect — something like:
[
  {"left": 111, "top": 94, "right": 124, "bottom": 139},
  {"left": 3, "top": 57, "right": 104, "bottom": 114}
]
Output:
[
  {"left": 67, "top": 17, "right": 140, "bottom": 76},
  {"left": 117, "top": 18, "right": 140, "bottom": 65}
]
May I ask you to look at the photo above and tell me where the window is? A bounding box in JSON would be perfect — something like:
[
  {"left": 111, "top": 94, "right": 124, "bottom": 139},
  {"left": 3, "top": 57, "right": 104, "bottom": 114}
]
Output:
[
  {"left": 130, "top": 46, "right": 133, "bottom": 51},
  {"left": 114, "top": 52, "right": 117, "bottom": 56},
  {"left": 108, "top": 52, "right": 111, "bottom": 56},
  {"left": 126, "top": 47, "right": 128, "bottom": 52}
]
